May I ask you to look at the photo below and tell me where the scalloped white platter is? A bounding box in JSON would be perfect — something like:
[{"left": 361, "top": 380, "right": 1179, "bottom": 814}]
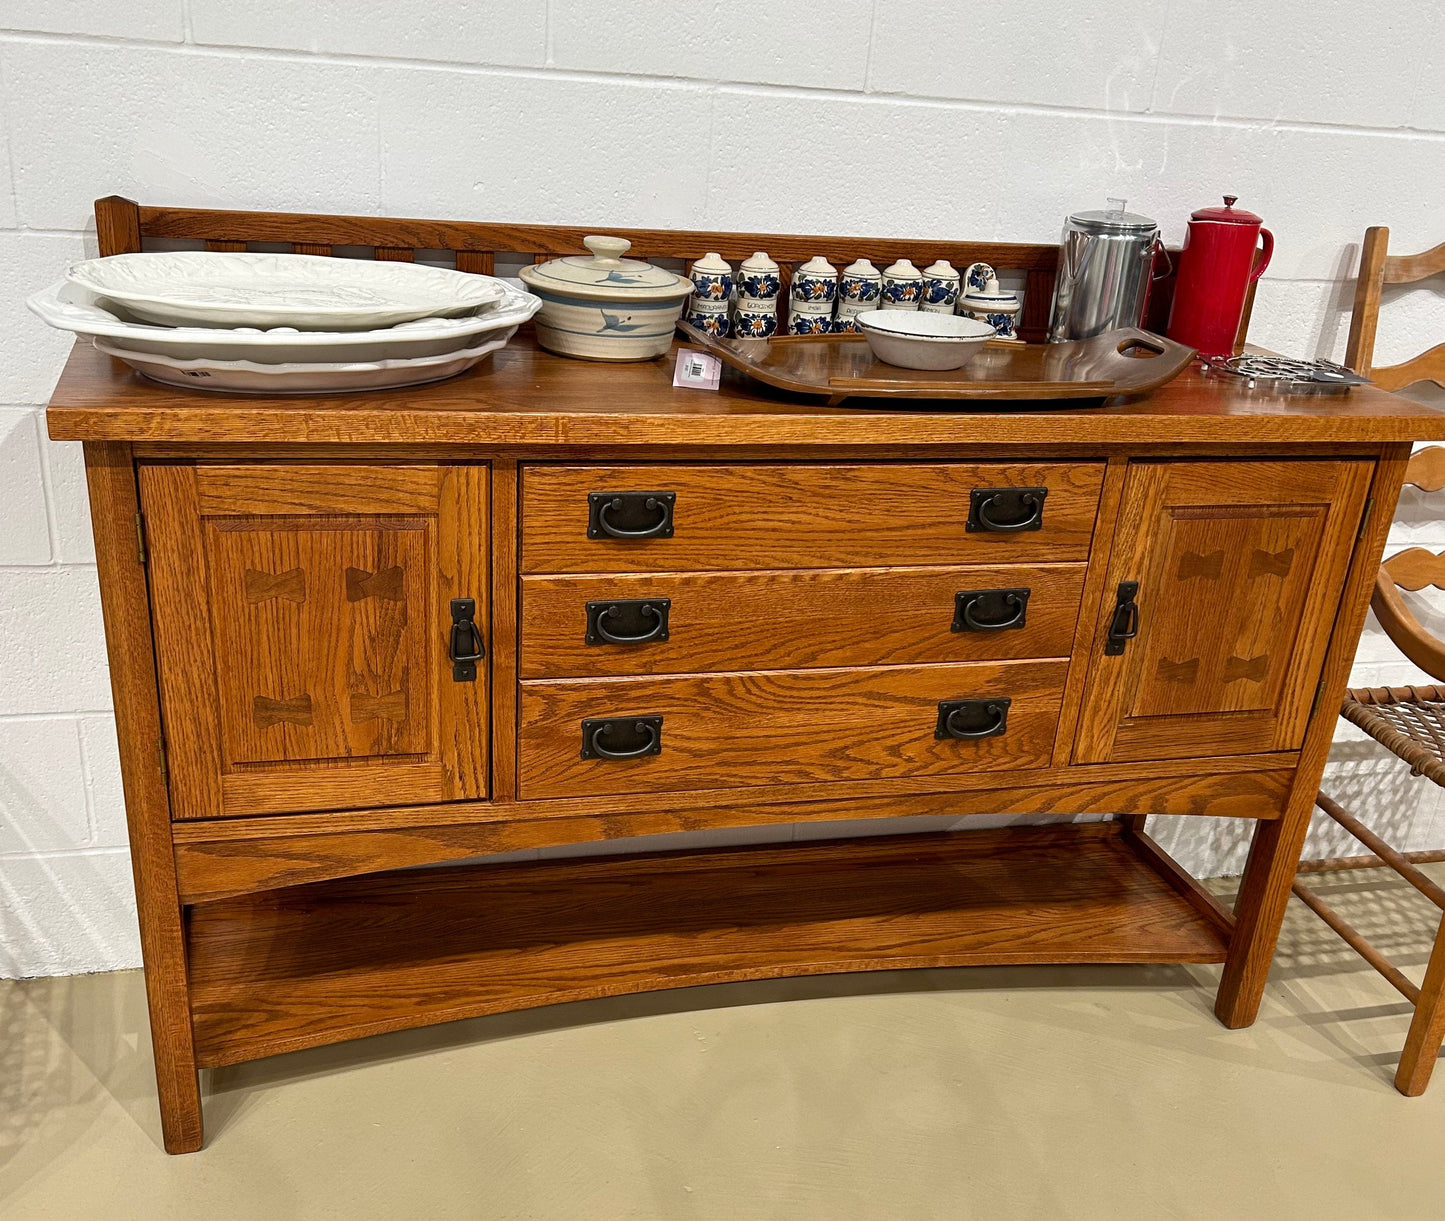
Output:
[
  {"left": 93, "top": 329, "right": 519, "bottom": 394},
  {"left": 29, "top": 279, "right": 541, "bottom": 364},
  {"left": 66, "top": 250, "right": 507, "bottom": 330}
]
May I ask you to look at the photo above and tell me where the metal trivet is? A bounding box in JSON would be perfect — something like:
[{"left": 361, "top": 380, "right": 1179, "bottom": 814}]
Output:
[{"left": 1201, "top": 354, "right": 1370, "bottom": 394}]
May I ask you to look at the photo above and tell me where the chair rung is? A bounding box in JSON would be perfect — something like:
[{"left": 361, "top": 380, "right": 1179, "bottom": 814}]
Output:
[
  {"left": 1315, "top": 792, "right": 1445, "bottom": 910},
  {"left": 1291, "top": 879, "right": 1422, "bottom": 1004}
]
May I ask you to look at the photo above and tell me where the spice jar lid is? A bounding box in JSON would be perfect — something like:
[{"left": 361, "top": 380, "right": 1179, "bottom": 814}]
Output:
[
  {"left": 961, "top": 275, "right": 1019, "bottom": 309},
  {"left": 690, "top": 251, "right": 733, "bottom": 273},
  {"left": 1069, "top": 198, "right": 1157, "bottom": 233},
  {"left": 1191, "top": 195, "right": 1263, "bottom": 224},
  {"left": 519, "top": 235, "right": 692, "bottom": 302}
]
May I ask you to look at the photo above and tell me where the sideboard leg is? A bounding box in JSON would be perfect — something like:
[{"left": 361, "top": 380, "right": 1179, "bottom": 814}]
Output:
[
  {"left": 85, "top": 442, "right": 203, "bottom": 1153},
  {"left": 1215, "top": 442, "right": 1412, "bottom": 1030}
]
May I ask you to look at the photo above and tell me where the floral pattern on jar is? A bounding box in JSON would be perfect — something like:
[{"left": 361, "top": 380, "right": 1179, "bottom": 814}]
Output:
[
  {"left": 734, "top": 310, "right": 778, "bottom": 339},
  {"left": 739, "top": 272, "right": 781, "bottom": 299}
]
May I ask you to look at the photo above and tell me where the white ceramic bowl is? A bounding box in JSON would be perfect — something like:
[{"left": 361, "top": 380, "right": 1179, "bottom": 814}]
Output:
[
  {"left": 856, "top": 310, "right": 996, "bottom": 370},
  {"left": 29, "top": 279, "right": 540, "bottom": 363},
  {"left": 66, "top": 251, "right": 506, "bottom": 330},
  {"left": 93, "top": 329, "right": 517, "bottom": 394}
]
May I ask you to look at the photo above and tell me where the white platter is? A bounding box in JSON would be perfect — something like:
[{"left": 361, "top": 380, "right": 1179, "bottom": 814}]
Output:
[
  {"left": 93, "top": 329, "right": 518, "bottom": 394},
  {"left": 29, "top": 280, "right": 541, "bottom": 363},
  {"left": 66, "top": 251, "right": 507, "bottom": 330}
]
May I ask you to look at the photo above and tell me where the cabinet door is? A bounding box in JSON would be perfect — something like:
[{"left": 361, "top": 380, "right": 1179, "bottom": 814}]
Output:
[
  {"left": 1073, "top": 459, "right": 1371, "bottom": 764},
  {"left": 141, "top": 463, "right": 488, "bottom": 819}
]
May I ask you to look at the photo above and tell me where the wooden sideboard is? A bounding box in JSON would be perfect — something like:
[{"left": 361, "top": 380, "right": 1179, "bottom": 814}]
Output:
[{"left": 44, "top": 201, "right": 1441, "bottom": 1153}]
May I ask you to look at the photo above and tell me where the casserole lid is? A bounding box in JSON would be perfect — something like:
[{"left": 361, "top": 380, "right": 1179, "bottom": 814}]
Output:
[
  {"left": 1191, "top": 195, "right": 1263, "bottom": 224},
  {"left": 519, "top": 236, "right": 692, "bottom": 302}
]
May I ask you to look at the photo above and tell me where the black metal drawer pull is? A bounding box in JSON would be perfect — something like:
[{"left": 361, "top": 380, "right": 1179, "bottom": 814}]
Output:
[
  {"left": 967, "top": 486, "right": 1048, "bottom": 533},
  {"left": 581, "top": 716, "right": 663, "bottom": 760},
  {"left": 587, "top": 491, "right": 676, "bottom": 540},
  {"left": 585, "top": 598, "right": 671, "bottom": 646},
  {"left": 1104, "top": 581, "right": 1140, "bottom": 655},
  {"left": 935, "top": 697, "right": 1011, "bottom": 740},
  {"left": 952, "top": 587, "right": 1031, "bottom": 632},
  {"left": 448, "top": 597, "right": 484, "bottom": 682}
]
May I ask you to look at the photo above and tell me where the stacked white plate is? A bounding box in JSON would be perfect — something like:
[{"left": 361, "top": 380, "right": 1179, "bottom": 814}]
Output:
[{"left": 29, "top": 250, "right": 542, "bottom": 393}]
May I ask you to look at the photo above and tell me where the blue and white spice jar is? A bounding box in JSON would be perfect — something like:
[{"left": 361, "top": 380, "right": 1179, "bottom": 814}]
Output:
[
  {"left": 734, "top": 301, "right": 779, "bottom": 339},
  {"left": 791, "top": 255, "right": 838, "bottom": 306},
  {"left": 787, "top": 302, "right": 833, "bottom": 335},
  {"left": 920, "top": 260, "right": 961, "bottom": 314},
  {"left": 839, "top": 258, "right": 882, "bottom": 306},
  {"left": 689, "top": 251, "right": 733, "bottom": 304},
  {"left": 737, "top": 251, "right": 782, "bottom": 302},
  {"left": 959, "top": 272, "right": 1022, "bottom": 341},
  {"left": 685, "top": 298, "right": 730, "bottom": 338},
  {"left": 880, "top": 258, "right": 923, "bottom": 310}
]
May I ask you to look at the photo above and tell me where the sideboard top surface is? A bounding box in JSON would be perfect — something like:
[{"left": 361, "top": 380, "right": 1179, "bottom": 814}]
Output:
[{"left": 46, "top": 333, "right": 1439, "bottom": 448}]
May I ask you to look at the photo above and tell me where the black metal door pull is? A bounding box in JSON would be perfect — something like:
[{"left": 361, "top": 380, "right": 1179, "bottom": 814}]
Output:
[
  {"left": 935, "top": 698, "right": 1011, "bottom": 740},
  {"left": 967, "top": 487, "right": 1048, "bottom": 533},
  {"left": 952, "top": 587, "right": 1031, "bottom": 632},
  {"left": 1104, "top": 581, "right": 1140, "bottom": 655},
  {"left": 587, "top": 491, "right": 676, "bottom": 539},
  {"left": 449, "top": 598, "right": 485, "bottom": 682},
  {"left": 585, "top": 598, "right": 671, "bottom": 645},
  {"left": 580, "top": 716, "right": 664, "bottom": 760}
]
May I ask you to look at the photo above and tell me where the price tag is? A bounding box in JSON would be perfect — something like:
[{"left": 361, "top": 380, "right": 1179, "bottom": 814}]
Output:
[{"left": 673, "top": 348, "right": 722, "bottom": 390}]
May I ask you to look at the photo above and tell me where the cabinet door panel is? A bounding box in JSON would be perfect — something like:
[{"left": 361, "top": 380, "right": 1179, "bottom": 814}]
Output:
[
  {"left": 1073, "top": 459, "right": 1371, "bottom": 764},
  {"left": 141, "top": 462, "right": 489, "bottom": 819}
]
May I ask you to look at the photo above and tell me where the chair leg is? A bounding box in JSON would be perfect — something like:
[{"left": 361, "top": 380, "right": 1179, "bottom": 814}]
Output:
[{"left": 1396, "top": 915, "right": 1445, "bottom": 1096}]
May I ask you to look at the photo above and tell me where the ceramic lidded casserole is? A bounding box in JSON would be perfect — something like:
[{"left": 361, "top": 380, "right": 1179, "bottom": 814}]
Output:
[{"left": 519, "top": 236, "right": 694, "bottom": 361}]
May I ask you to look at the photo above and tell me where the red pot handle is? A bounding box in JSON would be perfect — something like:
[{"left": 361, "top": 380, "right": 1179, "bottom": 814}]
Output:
[{"left": 1250, "top": 228, "right": 1274, "bottom": 282}]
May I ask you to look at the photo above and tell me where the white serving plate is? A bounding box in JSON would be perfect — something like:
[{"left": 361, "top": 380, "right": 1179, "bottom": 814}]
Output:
[
  {"left": 67, "top": 251, "right": 506, "bottom": 330},
  {"left": 93, "top": 329, "right": 518, "bottom": 394},
  {"left": 29, "top": 280, "right": 541, "bottom": 363},
  {"left": 856, "top": 310, "right": 996, "bottom": 370}
]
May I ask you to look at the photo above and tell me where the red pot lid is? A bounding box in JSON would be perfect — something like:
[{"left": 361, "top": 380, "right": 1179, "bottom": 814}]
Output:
[{"left": 1192, "top": 195, "right": 1263, "bottom": 224}]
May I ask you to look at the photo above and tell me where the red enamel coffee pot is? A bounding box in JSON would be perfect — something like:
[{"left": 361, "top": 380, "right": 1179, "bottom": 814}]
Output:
[{"left": 1166, "top": 195, "right": 1274, "bottom": 359}]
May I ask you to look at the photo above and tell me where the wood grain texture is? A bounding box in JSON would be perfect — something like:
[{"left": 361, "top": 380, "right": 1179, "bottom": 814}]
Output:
[
  {"left": 83, "top": 442, "right": 203, "bottom": 1153},
  {"left": 490, "top": 459, "right": 520, "bottom": 801},
  {"left": 45, "top": 336, "right": 1440, "bottom": 448},
  {"left": 1215, "top": 445, "right": 1414, "bottom": 1028},
  {"left": 519, "top": 660, "right": 1065, "bottom": 800},
  {"left": 184, "top": 823, "right": 1230, "bottom": 1067},
  {"left": 1074, "top": 459, "right": 1372, "bottom": 763},
  {"left": 521, "top": 462, "right": 1104, "bottom": 574},
  {"left": 521, "top": 563, "right": 1085, "bottom": 678},
  {"left": 174, "top": 769, "right": 1294, "bottom": 902},
  {"left": 1373, "top": 344, "right": 1445, "bottom": 393},
  {"left": 141, "top": 461, "right": 488, "bottom": 818},
  {"left": 1383, "top": 241, "right": 1445, "bottom": 284},
  {"left": 1396, "top": 916, "right": 1444, "bottom": 1096}
]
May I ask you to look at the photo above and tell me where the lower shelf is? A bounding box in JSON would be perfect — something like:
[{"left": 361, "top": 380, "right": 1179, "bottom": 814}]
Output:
[{"left": 186, "top": 822, "right": 1231, "bottom": 1068}]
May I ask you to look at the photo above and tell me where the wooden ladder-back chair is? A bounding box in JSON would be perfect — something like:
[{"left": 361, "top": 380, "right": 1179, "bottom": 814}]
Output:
[
  {"left": 1344, "top": 226, "right": 1445, "bottom": 391},
  {"left": 1292, "top": 445, "right": 1445, "bottom": 1095}
]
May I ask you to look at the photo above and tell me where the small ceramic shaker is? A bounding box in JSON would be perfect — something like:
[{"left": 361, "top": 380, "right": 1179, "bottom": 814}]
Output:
[
  {"left": 686, "top": 251, "right": 733, "bottom": 337},
  {"left": 788, "top": 254, "right": 837, "bottom": 334},
  {"left": 734, "top": 251, "right": 781, "bottom": 339},
  {"left": 835, "top": 258, "right": 882, "bottom": 332},
  {"left": 880, "top": 258, "right": 923, "bottom": 310},
  {"left": 959, "top": 266, "right": 1023, "bottom": 341},
  {"left": 920, "top": 260, "right": 961, "bottom": 314}
]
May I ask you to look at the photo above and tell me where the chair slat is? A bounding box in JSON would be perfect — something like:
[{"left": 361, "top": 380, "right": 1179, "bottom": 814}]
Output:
[
  {"left": 1406, "top": 446, "right": 1445, "bottom": 492},
  {"left": 1383, "top": 241, "right": 1445, "bottom": 285},
  {"left": 1373, "top": 343, "right": 1445, "bottom": 392},
  {"left": 1382, "top": 547, "right": 1445, "bottom": 592}
]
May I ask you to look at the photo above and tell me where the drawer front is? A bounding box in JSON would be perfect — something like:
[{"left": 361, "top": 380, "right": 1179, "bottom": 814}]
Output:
[
  {"left": 518, "top": 660, "right": 1066, "bottom": 800},
  {"left": 521, "top": 563, "right": 1086, "bottom": 678},
  {"left": 522, "top": 462, "right": 1105, "bottom": 574}
]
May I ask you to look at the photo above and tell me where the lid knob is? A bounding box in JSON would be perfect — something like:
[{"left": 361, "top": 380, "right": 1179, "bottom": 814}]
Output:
[
  {"left": 1223, "top": 195, "right": 1238, "bottom": 209},
  {"left": 1107, "top": 197, "right": 1128, "bottom": 214},
  {"left": 583, "top": 235, "right": 632, "bottom": 267}
]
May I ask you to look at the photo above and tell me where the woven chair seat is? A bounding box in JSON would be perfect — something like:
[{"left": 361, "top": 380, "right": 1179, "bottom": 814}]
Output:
[{"left": 1340, "top": 684, "right": 1445, "bottom": 786}]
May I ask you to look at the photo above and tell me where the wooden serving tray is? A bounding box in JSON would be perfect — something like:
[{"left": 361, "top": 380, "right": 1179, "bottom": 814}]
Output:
[{"left": 676, "top": 323, "right": 1196, "bottom": 405}]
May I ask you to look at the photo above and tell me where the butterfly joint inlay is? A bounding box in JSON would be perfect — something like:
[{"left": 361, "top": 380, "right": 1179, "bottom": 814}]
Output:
[
  {"left": 253, "top": 693, "right": 313, "bottom": 728},
  {"left": 1248, "top": 548, "right": 1295, "bottom": 579},
  {"left": 1176, "top": 551, "right": 1224, "bottom": 580},
  {"left": 1155, "top": 657, "right": 1200, "bottom": 684},
  {"left": 352, "top": 690, "right": 406, "bottom": 723},
  {"left": 345, "top": 566, "right": 405, "bottom": 602},
  {"left": 1223, "top": 654, "right": 1270, "bottom": 683},
  {"left": 243, "top": 567, "right": 306, "bottom": 603}
]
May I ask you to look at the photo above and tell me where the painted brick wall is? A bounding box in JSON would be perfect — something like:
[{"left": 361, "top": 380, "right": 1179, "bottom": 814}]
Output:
[{"left": 1, "top": 1, "right": 1441, "bottom": 976}]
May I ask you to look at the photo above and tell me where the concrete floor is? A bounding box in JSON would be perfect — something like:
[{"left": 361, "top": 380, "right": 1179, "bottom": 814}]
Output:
[{"left": 1, "top": 867, "right": 1441, "bottom": 1221}]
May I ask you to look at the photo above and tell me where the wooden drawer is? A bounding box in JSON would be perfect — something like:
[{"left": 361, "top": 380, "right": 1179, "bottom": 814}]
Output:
[
  {"left": 518, "top": 660, "right": 1066, "bottom": 800},
  {"left": 521, "top": 563, "right": 1085, "bottom": 678},
  {"left": 521, "top": 462, "right": 1105, "bottom": 573}
]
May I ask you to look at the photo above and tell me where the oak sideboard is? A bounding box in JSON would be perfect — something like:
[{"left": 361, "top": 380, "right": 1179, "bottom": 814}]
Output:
[{"left": 44, "top": 199, "right": 1442, "bottom": 1152}]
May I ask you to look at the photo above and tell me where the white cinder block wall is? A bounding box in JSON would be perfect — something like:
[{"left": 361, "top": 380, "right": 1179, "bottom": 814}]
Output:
[{"left": 1, "top": 2, "right": 1442, "bottom": 977}]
